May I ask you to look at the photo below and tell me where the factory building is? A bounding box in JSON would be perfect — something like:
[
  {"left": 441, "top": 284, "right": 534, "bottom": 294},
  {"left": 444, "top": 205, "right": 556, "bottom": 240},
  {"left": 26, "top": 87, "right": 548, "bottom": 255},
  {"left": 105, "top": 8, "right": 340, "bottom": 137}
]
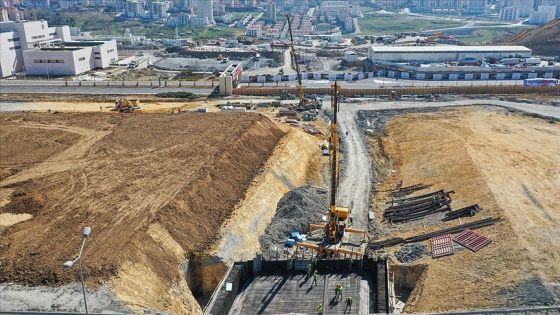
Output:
[{"left": 367, "top": 46, "right": 532, "bottom": 63}]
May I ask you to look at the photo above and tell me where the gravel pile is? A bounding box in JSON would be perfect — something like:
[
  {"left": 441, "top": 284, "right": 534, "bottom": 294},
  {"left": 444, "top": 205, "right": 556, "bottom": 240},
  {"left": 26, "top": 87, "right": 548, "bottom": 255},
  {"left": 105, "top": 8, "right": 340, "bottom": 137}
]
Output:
[
  {"left": 394, "top": 244, "right": 429, "bottom": 263},
  {"left": 259, "top": 186, "right": 328, "bottom": 260},
  {"left": 499, "top": 277, "right": 559, "bottom": 306}
]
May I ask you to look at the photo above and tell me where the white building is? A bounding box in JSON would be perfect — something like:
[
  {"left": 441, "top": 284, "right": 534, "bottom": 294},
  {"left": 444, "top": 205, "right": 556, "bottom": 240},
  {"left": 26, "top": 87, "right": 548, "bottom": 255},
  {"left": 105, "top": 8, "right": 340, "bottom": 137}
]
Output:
[
  {"left": 528, "top": 5, "right": 557, "bottom": 25},
  {"left": 343, "top": 16, "right": 353, "bottom": 32},
  {"left": 0, "top": 20, "right": 118, "bottom": 78},
  {"left": 267, "top": 1, "right": 276, "bottom": 23},
  {"left": 125, "top": 0, "right": 143, "bottom": 18},
  {"left": 344, "top": 50, "right": 357, "bottom": 62},
  {"left": 148, "top": 1, "right": 171, "bottom": 20},
  {"left": 367, "top": 46, "right": 532, "bottom": 63},
  {"left": 194, "top": 0, "right": 213, "bottom": 23},
  {"left": 0, "top": 20, "right": 71, "bottom": 77},
  {"left": 22, "top": 40, "right": 118, "bottom": 76},
  {"left": 502, "top": 0, "right": 534, "bottom": 17},
  {"left": 219, "top": 63, "right": 242, "bottom": 96},
  {"left": 465, "top": 0, "right": 487, "bottom": 14},
  {"left": 499, "top": 6, "right": 520, "bottom": 20}
]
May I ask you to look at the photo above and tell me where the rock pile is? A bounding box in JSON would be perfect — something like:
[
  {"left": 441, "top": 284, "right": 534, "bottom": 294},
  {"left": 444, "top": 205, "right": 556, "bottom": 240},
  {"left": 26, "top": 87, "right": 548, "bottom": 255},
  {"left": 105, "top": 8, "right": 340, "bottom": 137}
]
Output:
[
  {"left": 394, "top": 244, "right": 429, "bottom": 263},
  {"left": 259, "top": 186, "right": 328, "bottom": 260}
]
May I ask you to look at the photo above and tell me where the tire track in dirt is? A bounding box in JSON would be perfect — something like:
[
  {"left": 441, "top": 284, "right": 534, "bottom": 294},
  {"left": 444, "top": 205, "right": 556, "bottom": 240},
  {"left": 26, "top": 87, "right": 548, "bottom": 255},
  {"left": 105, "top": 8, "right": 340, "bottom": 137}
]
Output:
[{"left": 1, "top": 123, "right": 114, "bottom": 187}]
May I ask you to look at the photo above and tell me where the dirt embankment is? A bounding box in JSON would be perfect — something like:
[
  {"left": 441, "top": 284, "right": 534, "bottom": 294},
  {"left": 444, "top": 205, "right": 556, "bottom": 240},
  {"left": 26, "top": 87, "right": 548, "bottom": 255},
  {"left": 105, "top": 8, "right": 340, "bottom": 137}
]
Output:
[
  {"left": 363, "top": 106, "right": 560, "bottom": 312},
  {"left": 0, "top": 112, "right": 285, "bottom": 313},
  {"left": 500, "top": 18, "right": 560, "bottom": 56}
]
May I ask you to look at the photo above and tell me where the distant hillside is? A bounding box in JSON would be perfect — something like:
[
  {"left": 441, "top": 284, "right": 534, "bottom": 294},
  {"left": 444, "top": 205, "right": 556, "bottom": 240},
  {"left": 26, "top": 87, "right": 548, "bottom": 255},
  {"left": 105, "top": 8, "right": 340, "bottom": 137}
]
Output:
[{"left": 499, "top": 18, "right": 560, "bottom": 56}]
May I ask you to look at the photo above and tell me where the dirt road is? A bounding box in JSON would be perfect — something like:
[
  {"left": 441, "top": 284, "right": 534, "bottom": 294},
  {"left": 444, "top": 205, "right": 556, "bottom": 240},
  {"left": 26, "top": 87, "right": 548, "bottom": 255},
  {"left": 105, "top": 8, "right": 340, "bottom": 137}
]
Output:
[{"left": 337, "top": 108, "right": 373, "bottom": 229}]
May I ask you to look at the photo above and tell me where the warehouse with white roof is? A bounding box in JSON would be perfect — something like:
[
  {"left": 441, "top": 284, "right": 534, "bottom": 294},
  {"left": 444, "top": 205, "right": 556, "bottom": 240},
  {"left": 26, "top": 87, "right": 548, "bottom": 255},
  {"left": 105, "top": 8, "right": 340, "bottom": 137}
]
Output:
[{"left": 367, "top": 46, "right": 532, "bottom": 63}]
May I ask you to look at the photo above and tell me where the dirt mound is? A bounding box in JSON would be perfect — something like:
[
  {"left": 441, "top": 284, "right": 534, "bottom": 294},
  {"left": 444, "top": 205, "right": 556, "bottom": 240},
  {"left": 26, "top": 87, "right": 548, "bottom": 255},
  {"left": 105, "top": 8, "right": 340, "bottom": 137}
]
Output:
[
  {"left": 0, "top": 112, "right": 285, "bottom": 306},
  {"left": 259, "top": 186, "right": 328, "bottom": 260},
  {"left": 364, "top": 106, "right": 560, "bottom": 312},
  {"left": 0, "top": 189, "right": 46, "bottom": 215},
  {"left": 500, "top": 18, "right": 560, "bottom": 56}
]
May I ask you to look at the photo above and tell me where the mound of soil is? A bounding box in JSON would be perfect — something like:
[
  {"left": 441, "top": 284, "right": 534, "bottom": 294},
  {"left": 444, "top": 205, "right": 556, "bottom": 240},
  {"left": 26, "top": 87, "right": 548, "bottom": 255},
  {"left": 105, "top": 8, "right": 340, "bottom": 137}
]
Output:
[
  {"left": 500, "top": 18, "right": 560, "bottom": 56},
  {"left": 0, "top": 112, "right": 285, "bottom": 287}
]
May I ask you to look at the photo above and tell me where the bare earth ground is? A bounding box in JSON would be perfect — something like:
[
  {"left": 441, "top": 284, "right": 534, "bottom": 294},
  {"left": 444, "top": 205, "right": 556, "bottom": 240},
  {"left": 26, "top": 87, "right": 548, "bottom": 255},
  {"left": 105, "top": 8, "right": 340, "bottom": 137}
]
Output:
[
  {"left": 0, "top": 112, "right": 286, "bottom": 313},
  {"left": 369, "top": 106, "right": 560, "bottom": 312}
]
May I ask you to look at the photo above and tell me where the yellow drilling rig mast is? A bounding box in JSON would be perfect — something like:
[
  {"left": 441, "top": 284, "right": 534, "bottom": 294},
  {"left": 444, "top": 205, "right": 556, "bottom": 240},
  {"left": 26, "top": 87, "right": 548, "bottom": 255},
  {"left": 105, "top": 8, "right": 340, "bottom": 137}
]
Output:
[{"left": 297, "top": 82, "right": 367, "bottom": 257}]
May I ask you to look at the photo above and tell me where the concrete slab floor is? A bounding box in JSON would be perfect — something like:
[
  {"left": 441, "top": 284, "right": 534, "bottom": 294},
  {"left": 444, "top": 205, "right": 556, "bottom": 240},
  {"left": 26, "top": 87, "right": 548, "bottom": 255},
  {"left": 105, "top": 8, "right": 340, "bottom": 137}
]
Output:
[{"left": 233, "top": 271, "right": 374, "bottom": 315}]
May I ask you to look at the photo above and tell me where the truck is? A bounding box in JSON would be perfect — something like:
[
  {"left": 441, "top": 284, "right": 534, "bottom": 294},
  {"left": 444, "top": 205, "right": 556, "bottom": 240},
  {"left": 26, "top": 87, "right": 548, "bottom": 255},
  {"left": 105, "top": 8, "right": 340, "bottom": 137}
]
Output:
[
  {"left": 127, "top": 61, "right": 138, "bottom": 69},
  {"left": 523, "top": 78, "right": 559, "bottom": 86}
]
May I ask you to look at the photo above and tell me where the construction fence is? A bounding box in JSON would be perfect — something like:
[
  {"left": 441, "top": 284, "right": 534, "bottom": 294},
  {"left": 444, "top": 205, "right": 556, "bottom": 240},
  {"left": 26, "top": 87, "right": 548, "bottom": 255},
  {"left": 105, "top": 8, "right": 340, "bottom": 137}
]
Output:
[{"left": 233, "top": 85, "right": 560, "bottom": 97}]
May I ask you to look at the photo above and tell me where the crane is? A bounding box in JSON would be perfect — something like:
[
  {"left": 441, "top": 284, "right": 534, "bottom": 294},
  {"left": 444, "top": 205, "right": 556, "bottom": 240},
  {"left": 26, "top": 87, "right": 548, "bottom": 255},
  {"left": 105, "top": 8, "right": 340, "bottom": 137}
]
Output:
[
  {"left": 286, "top": 14, "right": 321, "bottom": 110},
  {"left": 296, "top": 82, "right": 367, "bottom": 258}
]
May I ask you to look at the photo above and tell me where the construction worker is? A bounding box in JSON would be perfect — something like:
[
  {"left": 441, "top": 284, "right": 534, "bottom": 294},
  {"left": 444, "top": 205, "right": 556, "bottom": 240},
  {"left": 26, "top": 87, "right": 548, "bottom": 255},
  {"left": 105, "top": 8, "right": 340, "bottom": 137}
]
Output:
[
  {"left": 317, "top": 304, "right": 323, "bottom": 315},
  {"left": 337, "top": 284, "right": 343, "bottom": 299},
  {"left": 312, "top": 269, "right": 318, "bottom": 286},
  {"left": 288, "top": 258, "right": 294, "bottom": 271},
  {"left": 334, "top": 284, "right": 340, "bottom": 299},
  {"left": 306, "top": 263, "right": 312, "bottom": 277},
  {"left": 345, "top": 296, "right": 353, "bottom": 311}
]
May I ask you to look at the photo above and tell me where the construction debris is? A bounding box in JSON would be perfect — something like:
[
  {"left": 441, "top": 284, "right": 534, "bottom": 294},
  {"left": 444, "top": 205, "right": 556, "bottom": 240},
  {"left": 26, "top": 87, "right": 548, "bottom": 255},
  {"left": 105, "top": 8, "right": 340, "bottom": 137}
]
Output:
[
  {"left": 430, "top": 234, "right": 455, "bottom": 258},
  {"left": 370, "top": 217, "right": 502, "bottom": 250},
  {"left": 453, "top": 229, "right": 492, "bottom": 252},
  {"left": 395, "top": 244, "right": 429, "bottom": 263},
  {"left": 442, "top": 204, "right": 482, "bottom": 222}
]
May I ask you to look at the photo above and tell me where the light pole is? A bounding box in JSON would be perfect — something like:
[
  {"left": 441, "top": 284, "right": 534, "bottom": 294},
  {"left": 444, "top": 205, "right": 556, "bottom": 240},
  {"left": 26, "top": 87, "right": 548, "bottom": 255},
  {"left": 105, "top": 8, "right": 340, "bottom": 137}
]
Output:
[{"left": 63, "top": 226, "right": 92, "bottom": 315}]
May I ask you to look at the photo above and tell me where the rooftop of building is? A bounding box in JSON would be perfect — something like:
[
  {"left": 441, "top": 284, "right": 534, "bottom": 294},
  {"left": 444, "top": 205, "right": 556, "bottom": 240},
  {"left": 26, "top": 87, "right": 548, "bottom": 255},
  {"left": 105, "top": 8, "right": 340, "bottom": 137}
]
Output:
[{"left": 370, "top": 45, "right": 532, "bottom": 52}]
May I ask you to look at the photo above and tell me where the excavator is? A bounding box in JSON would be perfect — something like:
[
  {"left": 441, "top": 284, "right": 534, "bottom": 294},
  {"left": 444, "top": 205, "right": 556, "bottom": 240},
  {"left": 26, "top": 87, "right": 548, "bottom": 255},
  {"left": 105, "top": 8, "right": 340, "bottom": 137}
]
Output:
[
  {"left": 296, "top": 82, "right": 367, "bottom": 258},
  {"left": 286, "top": 14, "right": 321, "bottom": 111},
  {"left": 115, "top": 98, "right": 141, "bottom": 113}
]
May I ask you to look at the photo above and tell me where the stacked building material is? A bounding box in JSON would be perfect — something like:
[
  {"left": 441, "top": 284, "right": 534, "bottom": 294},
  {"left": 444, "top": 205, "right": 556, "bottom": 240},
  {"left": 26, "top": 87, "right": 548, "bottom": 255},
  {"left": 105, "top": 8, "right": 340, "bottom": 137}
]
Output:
[
  {"left": 384, "top": 190, "right": 454, "bottom": 223},
  {"left": 391, "top": 183, "right": 433, "bottom": 198},
  {"left": 453, "top": 229, "right": 492, "bottom": 251},
  {"left": 442, "top": 204, "right": 482, "bottom": 222},
  {"left": 430, "top": 234, "right": 455, "bottom": 258},
  {"left": 370, "top": 217, "right": 502, "bottom": 250}
]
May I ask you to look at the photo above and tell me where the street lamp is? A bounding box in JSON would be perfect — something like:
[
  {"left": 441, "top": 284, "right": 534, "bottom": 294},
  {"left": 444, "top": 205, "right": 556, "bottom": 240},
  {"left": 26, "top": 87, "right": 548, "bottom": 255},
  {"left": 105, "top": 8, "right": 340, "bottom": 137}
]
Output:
[{"left": 63, "top": 226, "right": 92, "bottom": 315}]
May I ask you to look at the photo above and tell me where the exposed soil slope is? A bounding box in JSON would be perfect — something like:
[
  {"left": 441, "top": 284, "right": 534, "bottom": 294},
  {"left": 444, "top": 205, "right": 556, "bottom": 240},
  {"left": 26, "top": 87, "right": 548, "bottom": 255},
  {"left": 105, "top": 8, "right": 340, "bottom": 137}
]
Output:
[
  {"left": 366, "top": 107, "right": 560, "bottom": 312},
  {"left": 501, "top": 18, "right": 560, "bottom": 56},
  {"left": 0, "top": 112, "right": 285, "bottom": 308}
]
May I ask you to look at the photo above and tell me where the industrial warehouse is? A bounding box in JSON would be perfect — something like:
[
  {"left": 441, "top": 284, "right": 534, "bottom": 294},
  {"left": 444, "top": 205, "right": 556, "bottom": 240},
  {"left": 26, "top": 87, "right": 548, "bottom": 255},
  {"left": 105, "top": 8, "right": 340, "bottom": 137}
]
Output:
[{"left": 367, "top": 46, "right": 533, "bottom": 62}]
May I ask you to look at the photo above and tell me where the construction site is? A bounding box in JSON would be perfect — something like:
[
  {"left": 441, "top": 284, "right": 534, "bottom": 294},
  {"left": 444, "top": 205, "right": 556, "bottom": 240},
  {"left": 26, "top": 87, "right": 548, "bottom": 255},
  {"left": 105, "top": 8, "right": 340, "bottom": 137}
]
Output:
[{"left": 1, "top": 15, "right": 560, "bottom": 315}]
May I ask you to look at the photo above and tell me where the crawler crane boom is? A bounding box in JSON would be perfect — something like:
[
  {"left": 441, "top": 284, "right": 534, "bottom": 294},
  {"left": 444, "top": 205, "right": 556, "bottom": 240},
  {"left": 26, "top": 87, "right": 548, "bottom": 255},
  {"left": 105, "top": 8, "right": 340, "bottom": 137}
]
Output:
[{"left": 286, "top": 14, "right": 306, "bottom": 107}]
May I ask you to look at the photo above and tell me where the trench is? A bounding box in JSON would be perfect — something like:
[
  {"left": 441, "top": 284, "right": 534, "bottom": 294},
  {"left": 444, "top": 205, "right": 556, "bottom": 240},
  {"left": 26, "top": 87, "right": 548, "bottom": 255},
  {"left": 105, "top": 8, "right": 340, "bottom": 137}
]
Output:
[
  {"left": 185, "top": 253, "right": 229, "bottom": 309},
  {"left": 389, "top": 264, "right": 428, "bottom": 311}
]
